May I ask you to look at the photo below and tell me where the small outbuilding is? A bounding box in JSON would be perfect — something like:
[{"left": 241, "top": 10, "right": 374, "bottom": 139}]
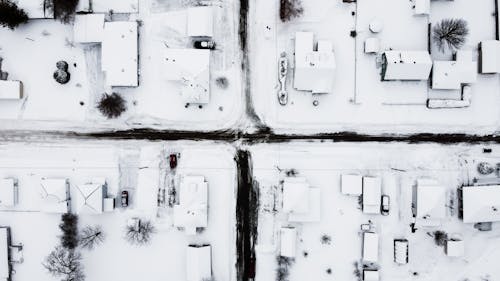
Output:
[
  {"left": 0, "top": 179, "right": 18, "bottom": 208},
  {"left": 341, "top": 174, "right": 362, "bottom": 196},
  {"left": 479, "top": 40, "right": 500, "bottom": 74},
  {"left": 0, "top": 81, "right": 23, "bottom": 100},
  {"left": 294, "top": 32, "right": 336, "bottom": 94},
  {"left": 187, "top": 7, "right": 214, "bottom": 37},
  {"left": 445, "top": 239, "right": 464, "bottom": 257},
  {"left": 382, "top": 51, "right": 432, "bottom": 81},
  {"left": 362, "top": 177, "right": 381, "bottom": 214},
  {"left": 280, "top": 227, "right": 297, "bottom": 258},
  {"left": 39, "top": 178, "right": 69, "bottom": 213},
  {"left": 363, "top": 269, "right": 380, "bottom": 281},
  {"left": 186, "top": 244, "right": 212, "bottom": 281},
  {"left": 362, "top": 232, "right": 379, "bottom": 263},
  {"left": 173, "top": 175, "right": 208, "bottom": 235}
]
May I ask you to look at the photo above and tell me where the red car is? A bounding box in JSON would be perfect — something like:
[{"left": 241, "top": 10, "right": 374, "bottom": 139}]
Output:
[
  {"left": 169, "top": 154, "right": 178, "bottom": 169},
  {"left": 121, "top": 191, "right": 129, "bottom": 207}
]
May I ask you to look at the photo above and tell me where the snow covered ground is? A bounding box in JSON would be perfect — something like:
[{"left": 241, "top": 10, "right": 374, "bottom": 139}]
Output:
[
  {"left": 250, "top": 0, "right": 500, "bottom": 135},
  {"left": 249, "top": 142, "right": 500, "bottom": 281},
  {"left": 0, "top": 140, "right": 236, "bottom": 281}
]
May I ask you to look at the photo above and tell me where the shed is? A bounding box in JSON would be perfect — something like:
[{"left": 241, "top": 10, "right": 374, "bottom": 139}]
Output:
[
  {"left": 0, "top": 81, "right": 23, "bottom": 100},
  {"left": 0, "top": 227, "right": 10, "bottom": 281},
  {"left": 73, "top": 14, "right": 105, "bottom": 43},
  {"left": 363, "top": 269, "right": 380, "bottom": 281},
  {"left": 414, "top": 0, "right": 430, "bottom": 15},
  {"left": 187, "top": 7, "right": 214, "bottom": 37},
  {"left": 163, "top": 49, "right": 210, "bottom": 104},
  {"left": 362, "top": 177, "right": 381, "bottom": 214},
  {"left": 479, "top": 40, "right": 500, "bottom": 74},
  {"left": 173, "top": 175, "right": 208, "bottom": 235},
  {"left": 382, "top": 51, "right": 432, "bottom": 81},
  {"left": 103, "top": 198, "right": 115, "bottom": 212},
  {"left": 74, "top": 182, "right": 106, "bottom": 215},
  {"left": 186, "top": 245, "right": 212, "bottom": 281},
  {"left": 0, "top": 179, "right": 18, "bottom": 207},
  {"left": 102, "top": 21, "right": 139, "bottom": 87},
  {"left": 415, "top": 179, "right": 446, "bottom": 225},
  {"left": 461, "top": 185, "right": 500, "bottom": 223},
  {"left": 40, "top": 178, "right": 69, "bottom": 213},
  {"left": 362, "top": 232, "right": 379, "bottom": 263},
  {"left": 341, "top": 174, "right": 362, "bottom": 196},
  {"left": 446, "top": 239, "right": 464, "bottom": 257},
  {"left": 294, "top": 32, "right": 336, "bottom": 94},
  {"left": 280, "top": 227, "right": 297, "bottom": 258},
  {"left": 365, "top": 38, "right": 380, "bottom": 54}
]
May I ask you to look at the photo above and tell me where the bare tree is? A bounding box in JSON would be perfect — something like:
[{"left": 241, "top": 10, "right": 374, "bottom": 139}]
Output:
[
  {"left": 97, "top": 93, "right": 127, "bottom": 119},
  {"left": 43, "top": 246, "right": 84, "bottom": 281},
  {"left": 0, "top": 1, "right": 28, "bottom": 30},
  {"left": 79, "top": 225, "right": 105, "bottom": 250},
  {"left": 433, "top": 18, "right": 469, "bottom": 52},
  {"left": 45, "top": 0, "right": 79, "bottom": 23},
  {"left": 125, "top": 219, "right": 155, "bottom": 246},
  {"left": 280, "top": 0, "right": 303, "bottom": 22}
]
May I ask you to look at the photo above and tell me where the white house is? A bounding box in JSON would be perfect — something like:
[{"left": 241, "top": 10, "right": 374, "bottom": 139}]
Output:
[
  {"left": 414, "top": 179, "right": 446, "bottom": 226},
  {"left": 173, "top": 175, "right": 208, "bottom": 235},
  {"left": 186, "top": 245, "right": 212, "bottom": 281},
  {"left": 341, "top": 174, "right": 362, "bottom": 196},
  {"left": 187, "top": 7, "right": 214, "bottom": 37},
  {"left": 163, "top": 49, "right": 210, "bottom": 104},
  {"left": 461, "top": 185, "right": 500, "bottom": 223},
  {"left": 0, "top": 81, "right": 23, "bottom": 100},
  {"left": 294, "top": 32, "right": 336, "bottom": 94},
  {"left": 362, "top": 232, "right": 379, "bottom": 263},
  {"left": 74, "top": 181, "right": 106, "bottom": 215},
  {"left": 0, "top": 227, "right": 9, "bottom": 281},
  {"left": 432, "top": 50, "right": 477, "bottom": 90},
  {"left": 0, "top": 179, "right": 18, "bottom": 208},
  {"left": 479, "top": 40, "right": 500, "bottom": 74},
  {"left": 382, "top": 51, "right": 432, "bottom": 81},
  {"left": 282, "top": 177, "right": 320, "bottom": 222},
  {"left": 39, "top": 178, "right": 69, "bottom": 213},
  {"left": 102, "top": 21, "right": 139, "bottom": 87},
  {"left": 280, "top": 227, "right": 297, "bottom": 258},
  {"left": 73, "top": 14, "right": 105, "bottom": 43},
  {"left": 362, "top": 177, "right": 381, "bottom": 214}
]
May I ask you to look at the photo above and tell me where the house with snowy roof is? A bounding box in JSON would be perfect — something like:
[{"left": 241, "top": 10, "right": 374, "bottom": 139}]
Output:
[
  {"left": 381, "top": 51, "right": 432, "bottom": 81},
  {"left": 74, "top": 180, "right": 107, "bottom": 215},
  {"left": 39, "top": 178, "right": 69, "bottom": 213},
  {"left": 173, "top": 175, "right": 208, "bottom": 235},
  {"left": 413, "top": 179, "right": 447, "bottom": 226},
  {"left": 460, "top": 185, "right": 500, "bottom": 223},
  {"left": 282, "top": 177, "right": 320, "bottom": 222}
]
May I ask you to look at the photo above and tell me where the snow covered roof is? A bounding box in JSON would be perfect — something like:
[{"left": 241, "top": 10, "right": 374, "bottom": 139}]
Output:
[
  {"left": 416, "top": 179, "right": 446, "bottom": 224},
  {"left": 0, "top": 179, "right": 17, "bottom": 207},
  {"left": 163, "top": 49, "right": 210, "bottom": 104},
  {"left": 40, "top": 178, "right": 69, "bottom": 213},
  {"left": 414, "top": 0, "right": 430, "bottom": 15},
  {"left": 363, "top": 269, "right": 379, "bottom": 281},
  {"left": 462, "top": 185, "right": 500, "bottom": 223},
  {"left": 382, "top": 51, "right": 432, "bottom": 81},
  {"left": 341, "top": 174, "right": 362, "bottom": 195},
  {"left": 362, "top": 232, "right": 379, "bottom": 263},
  {"left": 16, "top": 0, "right": 52, "bottom": 19},
  {"left": 186, "top": 245, "right": 212, "bottom": 281},
  {"left": 446, "top": 239, "right": 464, "bottom": 257},
  {"left": 0, "top": 81, "right": 23, "bottom": 100},
  {"left": 289, "top": 187, "right": 321, "bottom": 222},
  {"left": 173, "top": 175, "right": 208, "bottom": 234},
  {"left": 282, "top": 177, "right": 309, "bottom": 214},
  {"left": 432, "top": 51, "right": 477, "bottom": 90},
  {"left": 0, "top": 227, "right": 8, "bottom": 281},
  {"left": 187, "top": 7, "right": 214, "bottom": 37},
  {"left": 91, "top": 0, "right": 139, "bottom": 13},
  {"left": 479, "top": 40, "right": 500, "bottom": 74},
  {"left": 294, "top": 32, "right": 336, "bottom": 94},
  {"left": 102, "top": 21, "right": 138, "bottom": 87},
  {"left": 362, "top": 177, "right": 381, "bottom": 214},
  {"left": 280, "top": 227, "right": 297, "bottom": 258},
  {"left": 74, "top": 183, "right": 105, "bottom": 215},
  {"left": 73, "top": 14, "right": 105, "bottom": 43}
]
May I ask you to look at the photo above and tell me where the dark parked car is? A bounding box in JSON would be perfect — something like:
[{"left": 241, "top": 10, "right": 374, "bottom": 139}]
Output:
[
  {"left": 193, "top": 40, "right": 215, "bottom": 50},
  {"left": 381, "top": 195, "right": 390, "bottom": 215},
  {"left": 121, "top": 190, "right": 129, "bottom": 207},
  {"left": 169, "top": 153, "right": 178, "bottom": 169}
]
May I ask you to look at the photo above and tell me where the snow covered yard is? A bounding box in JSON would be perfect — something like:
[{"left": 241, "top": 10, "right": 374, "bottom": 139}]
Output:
[
  {"left": 0, "top": 140, "right": 237, "bottom": 281},
  {"left": 249, "top": 142, "right": 500, "bottom": 281}
]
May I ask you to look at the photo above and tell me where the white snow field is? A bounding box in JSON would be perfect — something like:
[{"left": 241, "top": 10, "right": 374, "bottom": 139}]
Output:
[
  {"left": 250, "top": 0, "right": 500, "bottom": 134},
  {"left": 0, "top": 141, "right": 236, "bottom": 281},
  {"left": 249, "top": 142, "right": 500, "bottom": 281}
]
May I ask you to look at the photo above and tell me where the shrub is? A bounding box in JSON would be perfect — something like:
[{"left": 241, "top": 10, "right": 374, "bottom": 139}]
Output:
[
  {"left": 0, "top": 1, "right": 28, "bottom": 30},
  {"left": 43, "top": 246, "right": 84, "bottom": 281},
  {"left": 97, "top": 93, "right": 127, "bottom": 119},
  {"left": 279, "top": 0, "right": 303, "bottom": 22},
  {"left": 79, "top": 225, "right": 105, "bottom": 250},
  {"left": 433, "top": 18, "right": 469, "bottom": 52},
  {"left": 60, "top": 213, "right": 79, "bottom": 250}
]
